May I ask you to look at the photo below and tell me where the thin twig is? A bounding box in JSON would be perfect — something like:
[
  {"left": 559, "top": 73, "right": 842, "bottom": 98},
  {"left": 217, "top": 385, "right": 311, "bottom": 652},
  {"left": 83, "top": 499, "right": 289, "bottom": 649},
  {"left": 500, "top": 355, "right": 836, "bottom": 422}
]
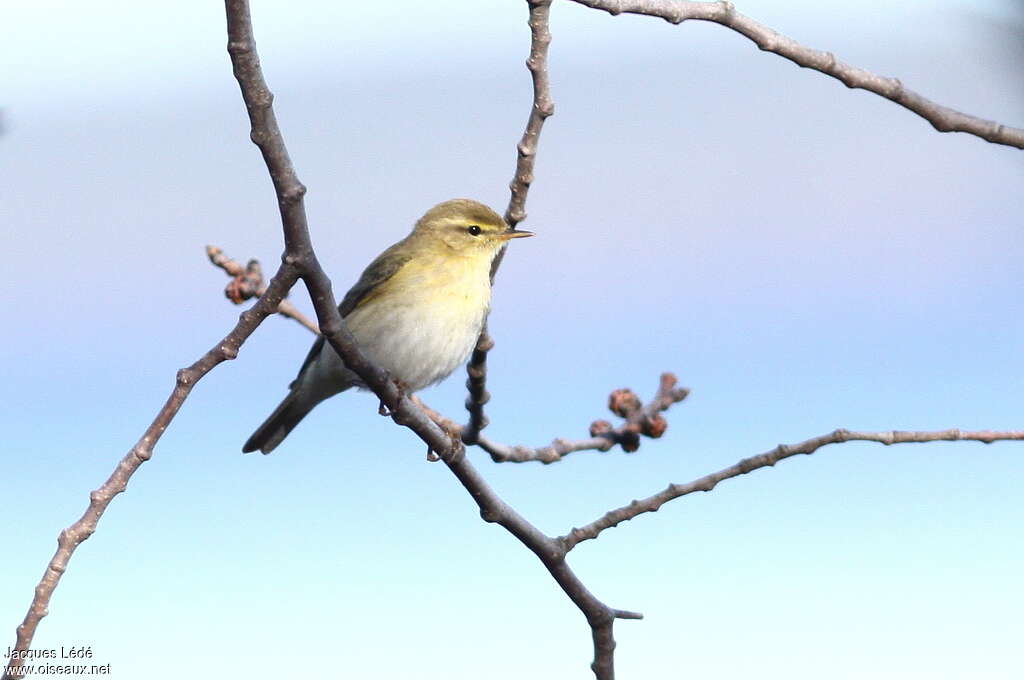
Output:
[
  {"left": 568, "top": 0, "right": 1024, "bottom": 149},
  {"left": 464, "top": 0, "right": 556, "bottom": 445},
  {"left": 477, "top": 433, "right": 616, "bottom": 463},
  {"left": 207, "top": 245, "right": 319, "bottom": 333},
  {"left": 560, "top": 428, "right": 1024, "bottom": 550},
  {"left": 2, "top": 257, "right": 301, "bottom": 680},
  {"left": 505, "top": 0, "right": 556, "bottom": 230},
  {"left": 425, "top": 373, "right": 688, "bottom": 465},
  {"left": 479, "top": 373, "right": 690, "bottom": 463},
  {"left": 461, "top": 329, "right": 494, "bottom": 444}
]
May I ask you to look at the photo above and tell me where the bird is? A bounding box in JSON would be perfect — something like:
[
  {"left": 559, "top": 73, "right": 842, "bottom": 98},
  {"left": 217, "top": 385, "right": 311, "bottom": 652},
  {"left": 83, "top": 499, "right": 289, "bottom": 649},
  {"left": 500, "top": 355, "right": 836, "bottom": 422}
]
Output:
[{"left": 243, "top": 198, "right": 533, "bottom": 454}]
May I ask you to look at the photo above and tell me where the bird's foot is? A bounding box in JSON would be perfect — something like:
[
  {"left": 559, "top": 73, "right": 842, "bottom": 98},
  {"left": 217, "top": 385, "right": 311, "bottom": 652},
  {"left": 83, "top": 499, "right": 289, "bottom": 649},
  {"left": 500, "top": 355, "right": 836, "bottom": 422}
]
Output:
[
  {"left": 428, "top": 421, "right": 465, "bottom": 463},
  {"left": 426, "top": 434, "right": 464, "bottom": 463},
  {"left": 441, "top": 419, "right": 462, "bottom": 442},
  {"left": 378, "top": 378, "right": 409, "bottom": 417},
  {"left": 393, "top": 379, "right": 408, "bottom": 402}
]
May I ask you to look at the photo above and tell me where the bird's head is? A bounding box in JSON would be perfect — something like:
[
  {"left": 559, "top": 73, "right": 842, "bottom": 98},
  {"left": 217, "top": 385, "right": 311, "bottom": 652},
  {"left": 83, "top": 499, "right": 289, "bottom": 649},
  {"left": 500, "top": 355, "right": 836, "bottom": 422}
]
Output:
[{"left": 413, "top": 198, "right": 533, "bottom": 256}]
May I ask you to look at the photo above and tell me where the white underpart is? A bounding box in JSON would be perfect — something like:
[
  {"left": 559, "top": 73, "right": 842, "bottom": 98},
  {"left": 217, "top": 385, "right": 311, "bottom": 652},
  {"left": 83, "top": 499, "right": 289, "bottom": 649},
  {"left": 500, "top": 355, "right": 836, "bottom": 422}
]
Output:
[{"left": 304, "top": 249, "right": 493, "bottom": 397}]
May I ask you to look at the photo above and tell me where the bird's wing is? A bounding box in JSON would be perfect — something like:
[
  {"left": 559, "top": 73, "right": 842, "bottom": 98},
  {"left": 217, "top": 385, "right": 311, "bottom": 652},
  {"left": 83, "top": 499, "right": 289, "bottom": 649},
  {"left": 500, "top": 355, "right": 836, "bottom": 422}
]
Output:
[
  {"left": 337, "top": 242, "right": 414, "bottom": 318},
  {"left": 291, "top": 335, "right": 328, "bottom": 389},
  {"left": 289, "top": 243, "right": 414, "bottom": 386}
]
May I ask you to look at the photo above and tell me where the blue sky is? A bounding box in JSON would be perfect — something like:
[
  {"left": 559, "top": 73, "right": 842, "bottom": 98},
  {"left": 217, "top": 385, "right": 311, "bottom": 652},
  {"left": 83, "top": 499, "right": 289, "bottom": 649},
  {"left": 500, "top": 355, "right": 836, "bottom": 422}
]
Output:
[{"left": 3, "top": 1, "right": 1023, "bottom": 678}]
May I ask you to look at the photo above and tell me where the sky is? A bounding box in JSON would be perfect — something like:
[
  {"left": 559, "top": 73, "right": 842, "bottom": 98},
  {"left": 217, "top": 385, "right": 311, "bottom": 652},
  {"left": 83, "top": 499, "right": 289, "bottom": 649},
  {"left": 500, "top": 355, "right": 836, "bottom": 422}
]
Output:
[{"left": 2, "top": 1, "right": 1023, "bottom": 678}]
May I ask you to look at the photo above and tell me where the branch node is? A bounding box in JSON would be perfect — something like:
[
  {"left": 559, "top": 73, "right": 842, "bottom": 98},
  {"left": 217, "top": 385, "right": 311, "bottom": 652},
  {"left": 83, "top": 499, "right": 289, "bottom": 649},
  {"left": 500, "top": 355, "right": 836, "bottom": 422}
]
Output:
[
  {"left": 249, "top": 128, "right": 268, "bottom": 146},
  {"left": 823, "top": 50, "right": 837, "bottom": 72},
  {"left": 281, "top": 183, "right": 307, "bottom": 204},
  {"left": 889, "top": 77, "right": 905, "bottom": 101},
  {"left": 226, "top": 40, "right": 250, "bottom": 56},
  {"left": 440, "top": 436, "right": 466, "bottom": 465}
]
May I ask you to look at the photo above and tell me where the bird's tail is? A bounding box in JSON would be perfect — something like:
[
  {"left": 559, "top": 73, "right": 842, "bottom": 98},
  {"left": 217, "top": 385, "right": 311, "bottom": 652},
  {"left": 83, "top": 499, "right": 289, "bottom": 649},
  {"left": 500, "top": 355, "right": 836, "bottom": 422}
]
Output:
[{"left": 243, "top": 389, "right": 317, "bottom": 454}]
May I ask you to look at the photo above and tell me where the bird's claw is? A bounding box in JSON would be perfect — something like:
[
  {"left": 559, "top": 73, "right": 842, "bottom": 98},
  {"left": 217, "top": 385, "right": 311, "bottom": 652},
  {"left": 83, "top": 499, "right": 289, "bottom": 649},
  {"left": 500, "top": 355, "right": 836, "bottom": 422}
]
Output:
[{"left": 378, "top": 378, "right": 410, "bottom": 416}]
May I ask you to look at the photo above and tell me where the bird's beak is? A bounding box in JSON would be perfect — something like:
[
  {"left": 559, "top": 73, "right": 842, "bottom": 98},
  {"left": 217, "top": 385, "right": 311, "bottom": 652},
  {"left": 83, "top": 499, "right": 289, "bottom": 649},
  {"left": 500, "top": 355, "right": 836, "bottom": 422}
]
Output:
[{"left": 500, "top": 228, "right": 534, "bottom": 240}]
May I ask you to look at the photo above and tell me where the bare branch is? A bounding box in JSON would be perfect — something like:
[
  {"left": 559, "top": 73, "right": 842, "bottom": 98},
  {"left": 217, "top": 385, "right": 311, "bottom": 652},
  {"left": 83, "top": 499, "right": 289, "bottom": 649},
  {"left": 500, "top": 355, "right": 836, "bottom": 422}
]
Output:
[
  {"left": 224, "top": 3, "right": 635, "bottom": 678},
  {"left": 461, "top": 328, "right": 494, "bottom": 444},
  {"left": 477, "top": 433, "right": 616, "bottom": 463},
  {"left": 207, "top": 245, "right": 320, "bottom": 334},
  {"left": 2, "top": 257, "right": 300, "bottom": 680},
  {"left": 441, "top": 447, "right": 642, "bottom": 680},
  {"left": 505, "top": 0, "right": 556, "bottom": 230},
  {"left": 568, "top": 0, "right": 1024, "bottom": 149},
  {"left": 560, "top": 428, "right": 1024, "bottom": 550},
  {"left": 422, "top": 373, "right": 689, "bottom": 465},
  {"left": 4, "top": 6, "right": 392, "bottom": 677},
  {"left": 464, "top": 0, "right": 556, "bottom": 445},
  {"left": 480, "top": 373, "right": 690, "bottom": 463},
  {"left": 8, "top": 4, "right": 1016, "bottom": 680}
]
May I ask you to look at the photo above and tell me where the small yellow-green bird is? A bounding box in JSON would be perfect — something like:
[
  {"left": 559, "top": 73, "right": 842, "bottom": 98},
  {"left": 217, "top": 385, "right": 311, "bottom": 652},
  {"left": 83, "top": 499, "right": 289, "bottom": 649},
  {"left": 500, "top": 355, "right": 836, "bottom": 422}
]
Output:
[{"left": 243, "top": 198, "right": 533, "bottom": 454}]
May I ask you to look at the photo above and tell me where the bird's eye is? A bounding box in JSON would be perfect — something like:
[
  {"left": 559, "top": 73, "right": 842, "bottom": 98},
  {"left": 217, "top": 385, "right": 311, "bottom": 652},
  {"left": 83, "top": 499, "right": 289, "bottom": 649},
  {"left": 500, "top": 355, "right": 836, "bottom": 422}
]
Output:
[{"left": 467, "top": 225, "right": 482, "bottom": 236}]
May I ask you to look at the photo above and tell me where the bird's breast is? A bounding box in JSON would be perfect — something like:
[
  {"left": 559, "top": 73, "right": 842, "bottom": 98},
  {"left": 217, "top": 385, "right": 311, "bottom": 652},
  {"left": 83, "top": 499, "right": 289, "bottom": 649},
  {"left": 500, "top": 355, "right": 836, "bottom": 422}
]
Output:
[{"left": 343, "top": 252, "right": 492, "bottom": 391}]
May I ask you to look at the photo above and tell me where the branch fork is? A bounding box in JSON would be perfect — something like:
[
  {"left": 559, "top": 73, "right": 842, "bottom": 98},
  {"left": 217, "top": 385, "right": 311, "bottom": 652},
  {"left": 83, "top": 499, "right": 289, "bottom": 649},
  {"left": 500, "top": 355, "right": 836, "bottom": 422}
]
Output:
[{"left": 7, "top": 3, "right": 1022, "bottom": 680}]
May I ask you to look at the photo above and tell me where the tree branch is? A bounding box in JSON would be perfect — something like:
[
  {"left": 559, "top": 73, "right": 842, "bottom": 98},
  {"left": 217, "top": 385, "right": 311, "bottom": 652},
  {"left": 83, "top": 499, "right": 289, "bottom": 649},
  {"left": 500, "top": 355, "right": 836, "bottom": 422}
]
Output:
[
  {"left": 441, "top": 446, "right": 643, "bottom": 680},
  {"left": 480, "top": 373, "right": 689, "bottom": 463},
  {"left": 224, "top": 3, "right": 635, "bottom": 677},
  {"left": 461, "top": 328, "right": 494, "bottom": 444},
  {"left": 505, "top": 0, "right": 556, "bottom": 230},
  {"left": 225, "top": 0, "right": 453, "bottom": 457},
  {"left": 15, "top": 5, "right": 1013, "bottom": 680},
  {"left": 568, "top": 0, "right": 1024, "bottom": 149},
  {"left": 420, "top": 373, "right": 689, "bottom": 466},
  {"left": 560, "top": 428, "right": 1024, "bottom": 550},
  {"left": 2, "top": 257, "right": 300, "bottom": 680},
  {"left": 463, "top": 0, "right": 556, "bottom": 446}
]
